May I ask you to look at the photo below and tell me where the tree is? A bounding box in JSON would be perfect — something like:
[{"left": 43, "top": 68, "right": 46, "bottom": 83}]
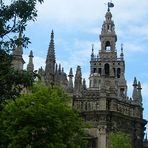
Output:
[
  {"left": 109, "top": 132, "right": 132, "bottom": 148},
  {"left": 0, "top": 84, "right": 86, "bottom": 148},
  {"left": 0, "top": 0, "right": 44, "bottom": 49},
  {"left": 0, "top": 0, "right": 44, "bottom": 103},
  {"left": 0, "top": 49, "right": 36, "bottom": 105}
]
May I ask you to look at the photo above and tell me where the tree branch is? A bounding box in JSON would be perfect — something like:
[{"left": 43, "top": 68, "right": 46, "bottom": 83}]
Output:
[{"left": 0, "top": 13, "right": 17, "bottom": 38}]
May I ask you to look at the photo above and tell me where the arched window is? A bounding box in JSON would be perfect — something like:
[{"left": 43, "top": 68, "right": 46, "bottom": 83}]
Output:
[
  {"left": 93, "top": 68, "right": 97, "bottom": 73},
  {"left": 117, "top": 68, "right": 121, "bottom": 78},
  {"left": 105, "top": 41, "right": 111, "bottom": 50},
  {"left": 105, "top": 63, "right": 110, "bottom": 76}
]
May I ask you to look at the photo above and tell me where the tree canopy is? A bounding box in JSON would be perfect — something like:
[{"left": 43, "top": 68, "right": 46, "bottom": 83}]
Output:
[
  {"left": 109, "top": 131, "right": 132, "bottom": 148},
  {"left": 0, "top": 0, "right": 44, "bottom": 103},
  {"left": 0, "top": 49, "right": 35, "bottom": 104},
  {"left": 0, "top": 84, "right": 86, "bottom": 148},
  {"left": 0, "top": 0, "right": 44, "bottom": 49}
]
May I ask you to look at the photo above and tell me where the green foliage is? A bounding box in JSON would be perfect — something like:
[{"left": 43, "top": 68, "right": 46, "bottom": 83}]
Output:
[
  {"left": 0, "top": 84, "right": 86, "bottom": 148},
  {"left": 0, "top": 0, "right": 44, "bottom": 103},
  {"left": 109, "top": 132, "right": 132, "bottom": 148},
  {"left": 0, "top": 0, "right": 44, "bottom": 50},
  {"left": 0, "top": 49, "right": 35, "bottom": 104}
]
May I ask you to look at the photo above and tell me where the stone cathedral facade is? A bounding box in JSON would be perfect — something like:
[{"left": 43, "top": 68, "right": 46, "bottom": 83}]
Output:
[{"left": 11, "top": 6, "right": 148, "bottom": 148}]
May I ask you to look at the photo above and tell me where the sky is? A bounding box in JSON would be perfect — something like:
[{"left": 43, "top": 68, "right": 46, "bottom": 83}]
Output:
[{"left": 21, "top": 0, "right": 148, "bottom": 129}]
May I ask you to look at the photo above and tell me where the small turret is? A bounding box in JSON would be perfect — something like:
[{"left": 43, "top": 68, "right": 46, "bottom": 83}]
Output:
[
  {"left": 82, "top": 78, "right": 87, "bottom": 90},
  {"left": 137, "top": 81, "right": 142, "bottom": 106},
  {"left": 38, "top": 66, "right": 45, "bottom": 82},
  {"left": 58, "top": 64, "right": 61, "bottom": 74},
  {"left": 132, "top": 77, "right": 138, "bottom": 100},
  {"left": 132, "top": 77, "right": 142, "bottom": 105},
  {"left": 55, "top": 63, "right": 58, "bottom": 73},
  {"left": 27, "top": 50, "right": 34, "bottom": 73},
  {"left": 68, "top": 68, "right": 74, "bottom": 93},
  {"left": 74, "top": 66, "right": 82, "bottom": 95},
  {"left": 11, "top": 32, "right": 25, "bottom": 71}
]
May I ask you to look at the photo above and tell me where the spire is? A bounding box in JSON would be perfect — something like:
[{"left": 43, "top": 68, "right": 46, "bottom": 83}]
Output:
[
  {"left": 137, "top": 81, "right": 142, "bottom": 106},
  {"left": 44, "top": 30, "right": 56, "bottom": 85},
  {"left": 46, "top": 30, "right": 55, "bottom": 63},
  {"left": 27, "top": 50, "right": 34, "bottom": 73},
  {"left": 74, "top": 66, "right": 82, "bottom": 95},
  {"left": 62, "top": 67, "right": 64, "bottom": 73},
  {"left": 11, "top": 32, "right": 25, "bottom": 71},
  {"left": 58, "top": 64, "right": 61, "bottom": 74},
  {"left": 68, "top": 68, "right": 74, "bottom": 93},
  {"left": 55, "top": 63, "right": 58, "bottom": 73},
  {"left": 132, "top": 77, "right": 138, "bottom": 104},
  {"left": 82, "top": 78, "right": 87, "bottom": 90}
]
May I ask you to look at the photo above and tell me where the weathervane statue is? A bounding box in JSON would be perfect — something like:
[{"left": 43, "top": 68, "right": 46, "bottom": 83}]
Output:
[{"left": 107, "top": 1, "right": 114, "bottom": 11}]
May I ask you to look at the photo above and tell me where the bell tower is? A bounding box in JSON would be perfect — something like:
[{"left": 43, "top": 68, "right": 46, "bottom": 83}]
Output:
[
  {"left": 73, "top": 2, "right": 147, "bottom": 148},
  {"left": 89, "top": 6, "right": 127, "bottom": 98},
  {"left": 100, "top": 9, "right": 117, "bottom": 52}
]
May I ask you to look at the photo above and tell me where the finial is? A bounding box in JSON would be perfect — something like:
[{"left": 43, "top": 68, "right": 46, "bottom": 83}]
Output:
[
  {"left": 91, "top": 44, "right": 94, "bottom": 59},
  {"left": 121, "top": 43, "right": 123, "bottom": 50},
  {"left": 69, "top": 68, "right": 73, "bottom": 76},
  {"left": 51, "top": 30, "right": 54, "bottom": 39},
  {"left": 58, "top": 64, "right": 61, "bottom": 73},
  {"left": 62, "top": 67, "right": 64, "bottom": 73},
  {"left": 29, "top": 50, "right": 33, "bottom": 57},
  {"left": 120, "top": 43, "right": 124, "bottom": 59},
  {"left": 133, "top": 77, "right": 137, "bottom": 86},
  {"left": 138, "top": 81, "right": 142, "bottom": 89},
  {"left": 107, "top": 1, "right": 114, "bottom": 12},
  {"left": 92, "top": 44, "right": 94, "bottom": 52}
]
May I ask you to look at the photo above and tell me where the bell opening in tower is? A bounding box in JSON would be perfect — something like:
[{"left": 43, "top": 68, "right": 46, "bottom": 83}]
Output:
[{"left": 105, "top": 41, "right": 111, "bottom": 51}]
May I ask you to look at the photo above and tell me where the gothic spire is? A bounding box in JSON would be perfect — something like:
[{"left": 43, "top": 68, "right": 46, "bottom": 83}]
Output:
[
  {"left": 44, "top": 30, "right": 56, "bottom": 85},
  {"left": 27, "top": 50, "right": 34, "bottom": 73},
  {"left": 46, "top": 30, "right": 55, "bottom": 64}
]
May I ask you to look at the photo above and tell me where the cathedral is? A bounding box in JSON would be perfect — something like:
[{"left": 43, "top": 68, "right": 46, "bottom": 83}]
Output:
[{"left": 11, "top": 3, "right": 148, "bottom": 148}]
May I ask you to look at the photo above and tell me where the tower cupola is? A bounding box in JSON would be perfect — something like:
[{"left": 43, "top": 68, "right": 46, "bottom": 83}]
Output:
[{"left": 100, "top": 9, "right": 117, "bottom": 52}]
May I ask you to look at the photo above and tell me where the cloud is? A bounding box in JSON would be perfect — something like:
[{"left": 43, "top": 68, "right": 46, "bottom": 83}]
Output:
[
  {"left": 36, "top": 0, "right": 105, "bottom": 24},
  {"left": 36, "top": 0, "right": 148, "bottom": 27}
]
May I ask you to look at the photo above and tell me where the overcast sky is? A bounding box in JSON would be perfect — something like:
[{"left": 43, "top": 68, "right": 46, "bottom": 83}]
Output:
[{"left": 22, "top": 0, "right": 148, "bottom": 129}]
